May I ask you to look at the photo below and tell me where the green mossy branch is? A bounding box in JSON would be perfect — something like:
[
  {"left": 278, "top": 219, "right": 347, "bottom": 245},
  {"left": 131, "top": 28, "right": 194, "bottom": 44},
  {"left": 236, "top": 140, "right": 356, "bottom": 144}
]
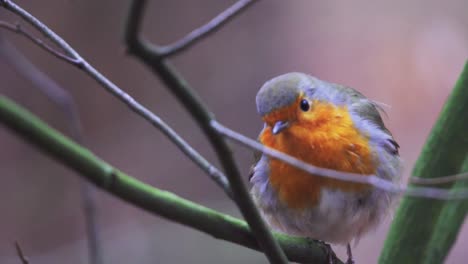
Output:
[
  {"left": 379, "top": 61, "right": 468, "bottom": 263},
  {"left": 0, "top": 96, "right": 343, "bottom": 264}
]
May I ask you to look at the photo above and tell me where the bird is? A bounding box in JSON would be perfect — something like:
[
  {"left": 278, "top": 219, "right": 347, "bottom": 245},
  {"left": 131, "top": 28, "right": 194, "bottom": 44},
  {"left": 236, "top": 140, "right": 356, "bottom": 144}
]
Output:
[{"left": 250, "top": 72, "right": 401, "bottom": 263}]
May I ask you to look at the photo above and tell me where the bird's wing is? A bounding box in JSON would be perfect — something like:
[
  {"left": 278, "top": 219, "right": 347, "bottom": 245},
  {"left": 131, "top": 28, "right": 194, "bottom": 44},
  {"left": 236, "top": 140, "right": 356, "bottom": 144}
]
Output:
[{"left": 335, "top": 84, "right": 400, "bottom": 155}]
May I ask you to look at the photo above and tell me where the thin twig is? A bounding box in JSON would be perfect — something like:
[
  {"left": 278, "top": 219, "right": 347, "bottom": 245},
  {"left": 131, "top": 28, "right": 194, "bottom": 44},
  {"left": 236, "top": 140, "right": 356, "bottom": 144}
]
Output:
[
  {"left": 0, "top": 0, "right": 232, "bottom": 198},
  {"left": 1, "top": 0, "right": 284, "bottom": 261},
  {"left": 124, "top": 1, "right": 288, "bottom": 263},
  {"left": 14, "top": 241, "right": 29, "bottom": 264},
  {"left": 0, "top": 97, "right": 344, "bottom": 264},
  {"left": 1, "top": 0, "right": 464, "bottom": 262},
  {"left": 4, "top": 1, "right": 464, "bottom": 262},
  {"left": 0, "top": 34, "right": 103, "bottom": 264},
  {"left": 0, "top": 21, "right": 78, "bottom": 65},
  {"left": 211, "top": 120, "right": 468, "bottom": 200},
  {"left": 410, "top": 172, "right": 468, "bottom": 185},
  {"left": 157, "top": 0, "right": 259, "bottom": 58},
  {"left": 0, "top": 0, "right": 464, "bottom": 202}
]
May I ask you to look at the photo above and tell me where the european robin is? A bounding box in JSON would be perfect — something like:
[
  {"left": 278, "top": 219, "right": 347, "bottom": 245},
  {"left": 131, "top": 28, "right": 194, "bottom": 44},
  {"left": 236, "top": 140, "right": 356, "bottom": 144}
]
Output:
[{"left": 250, "top": 72, "right": 401, "bottom": 263}]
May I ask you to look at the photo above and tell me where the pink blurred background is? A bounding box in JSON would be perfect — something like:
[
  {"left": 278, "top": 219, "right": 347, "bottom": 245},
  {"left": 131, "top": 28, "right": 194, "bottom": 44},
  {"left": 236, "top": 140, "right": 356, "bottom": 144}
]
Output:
[{"left": 1, "top": 0, "right": 467, "bottom": 263}]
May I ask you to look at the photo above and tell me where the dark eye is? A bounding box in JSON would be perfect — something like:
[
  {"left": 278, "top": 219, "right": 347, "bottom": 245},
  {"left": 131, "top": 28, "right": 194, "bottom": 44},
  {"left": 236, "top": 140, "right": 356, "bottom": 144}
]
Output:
[{"left": 300, "top": 99, "right": 310, "bottom": 111}]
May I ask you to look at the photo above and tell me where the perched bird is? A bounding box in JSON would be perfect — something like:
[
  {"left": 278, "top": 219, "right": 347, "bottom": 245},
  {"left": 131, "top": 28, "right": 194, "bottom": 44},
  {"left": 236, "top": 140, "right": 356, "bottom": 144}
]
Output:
[{"left": 250, "top": 72, "right": 401, "bottom": 263}]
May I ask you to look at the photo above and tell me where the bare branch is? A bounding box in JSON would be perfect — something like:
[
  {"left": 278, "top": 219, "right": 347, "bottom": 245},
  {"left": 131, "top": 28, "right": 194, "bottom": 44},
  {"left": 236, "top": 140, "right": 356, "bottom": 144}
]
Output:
[
  {"left": 1, "top": 0, "right": 464, "bottom": 203},
  {"left": 1, "top": 0, "right": 284, "bottom": 261},
  {"left": 211, "top": 120, "right": 468, "bottom": 200},
  {"left": 0, "top": 0, "right": 232, "bottom": 198},
  {"left": 2, "top": 0, "right": 466, "bottom": 262},
  {"left": 0, "top": 21, "right": 78, "bottom": 65},
  {"left": 124, "top": 1, "right": 288, "bottom": 263},
  {"left": 124, "top": 0, "right": 259, "bottom": 59},
  {"left": 410, "top": 172, "right": 468, "bottom": 185},
  {"left": 158, "top": 0, "right": 259, "bottom": 58},
  {"left": 14, "top": 241, "right": 29, "bottom": 264}
]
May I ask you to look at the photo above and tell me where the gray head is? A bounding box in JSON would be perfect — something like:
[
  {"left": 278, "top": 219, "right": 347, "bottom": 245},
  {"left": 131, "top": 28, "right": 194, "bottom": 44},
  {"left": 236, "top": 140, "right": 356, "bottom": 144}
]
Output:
[{"left": 256, "top": 72, "right": 320, "bottom": 116}]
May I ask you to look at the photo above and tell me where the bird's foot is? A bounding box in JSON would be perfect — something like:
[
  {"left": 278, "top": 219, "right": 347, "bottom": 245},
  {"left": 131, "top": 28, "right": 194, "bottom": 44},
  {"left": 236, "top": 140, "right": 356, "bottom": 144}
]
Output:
[{"left": 313, "top": 239, "right": 336, "bottom": 264}]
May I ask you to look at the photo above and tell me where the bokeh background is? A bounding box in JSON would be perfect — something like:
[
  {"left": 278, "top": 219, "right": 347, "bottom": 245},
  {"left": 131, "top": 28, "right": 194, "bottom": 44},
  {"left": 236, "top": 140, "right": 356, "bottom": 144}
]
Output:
[{"left": 1, "top": 0, "right": 467, "bottom": 263}]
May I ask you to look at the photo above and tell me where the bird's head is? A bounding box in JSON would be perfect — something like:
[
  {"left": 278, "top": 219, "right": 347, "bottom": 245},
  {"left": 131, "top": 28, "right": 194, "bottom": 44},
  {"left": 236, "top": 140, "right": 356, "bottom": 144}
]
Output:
[{"left": 256, "top": 72, "right": 320, "bottom": 135}]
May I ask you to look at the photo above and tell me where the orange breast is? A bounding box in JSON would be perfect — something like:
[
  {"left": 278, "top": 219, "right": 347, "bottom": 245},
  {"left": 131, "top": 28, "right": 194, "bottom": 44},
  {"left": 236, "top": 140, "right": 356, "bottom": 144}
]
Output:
[{"left": 260, "top": 101, "right": 377, "bottom": 209}]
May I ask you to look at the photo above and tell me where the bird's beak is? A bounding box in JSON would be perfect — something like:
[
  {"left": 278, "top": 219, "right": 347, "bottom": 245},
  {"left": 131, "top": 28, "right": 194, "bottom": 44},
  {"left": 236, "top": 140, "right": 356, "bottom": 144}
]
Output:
[{"left": 272, "top": 120, "right": 289, "bottom": 135}]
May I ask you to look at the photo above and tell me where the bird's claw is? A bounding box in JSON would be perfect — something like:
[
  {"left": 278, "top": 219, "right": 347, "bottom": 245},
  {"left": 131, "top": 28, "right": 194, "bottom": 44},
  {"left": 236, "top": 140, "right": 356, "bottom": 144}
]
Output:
[{"left": 313, "top": 239, "right": 335, "bottom": 264}]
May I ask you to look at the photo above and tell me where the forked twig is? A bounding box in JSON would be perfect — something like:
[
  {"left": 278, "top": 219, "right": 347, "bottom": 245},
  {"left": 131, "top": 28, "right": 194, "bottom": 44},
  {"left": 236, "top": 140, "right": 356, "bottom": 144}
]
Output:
[
  {"left": 124, "top": 1, "right": 288, "bottom": 263},
  {"left": 157, "top": 0, "right": 258, "bottom": 58},
  {"left": 2, "top": 0, "right": 467, "bottom": 263},
  {"left": 0, "top": 0, "right": 232, "bottom": 198},
  {"left": 0, "top": 21, "right": 78, "bottom": 64}
]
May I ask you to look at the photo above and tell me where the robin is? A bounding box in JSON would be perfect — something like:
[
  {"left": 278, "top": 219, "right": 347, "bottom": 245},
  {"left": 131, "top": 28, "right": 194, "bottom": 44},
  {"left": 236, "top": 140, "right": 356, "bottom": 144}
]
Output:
[{"left": 250, "top": 72, "right": 401, "bottom": 263}]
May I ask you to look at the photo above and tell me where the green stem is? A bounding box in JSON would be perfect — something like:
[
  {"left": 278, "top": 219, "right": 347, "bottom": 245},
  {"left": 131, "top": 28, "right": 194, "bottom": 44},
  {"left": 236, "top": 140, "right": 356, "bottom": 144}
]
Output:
[
  {"left": 379, "top": 61, "right": 468, "bottom": 263},
  {"left": 423, "top": 158, "right": 468, "bottom": 263},
  {"left": 0, "top": 96, "right": 343, "bottom": 264}
]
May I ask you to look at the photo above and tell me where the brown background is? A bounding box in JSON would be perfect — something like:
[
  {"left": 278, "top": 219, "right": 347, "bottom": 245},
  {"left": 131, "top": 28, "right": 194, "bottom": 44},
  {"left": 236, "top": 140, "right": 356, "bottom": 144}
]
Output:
[{"left": 1, "top": 0, "right": 467, "bottom": 263}]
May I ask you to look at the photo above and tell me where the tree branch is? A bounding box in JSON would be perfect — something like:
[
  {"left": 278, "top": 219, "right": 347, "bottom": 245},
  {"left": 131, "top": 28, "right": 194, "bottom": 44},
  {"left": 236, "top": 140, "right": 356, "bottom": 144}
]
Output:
[
  {"left": 124, "top": 0, "right": 259, "bottom": 59},
  {"left": 0, "top": 35, "right": 102, "bottom": 264},
  {"left": 157, "top": 0, "right": 259, "bottom": 58},
  {"left": 0, "top": 21, "right": 78, "bottom": 65},
  {"left": 0, "top": 0, "right": 232, "bottom": 198},
  {"left": 1, "top": 1, "right": 465, "bottom": 260},
  {"left": 211, "top": 120, "right": 468, "bottom": 200},
  {"left": 0, "top": 96, "right": 343, "bottom": 264},
  {"left": 410, "top": 172, "right": 468, "bottom": 185},
  {"left": 5, "top": 1, "right": 465, "bottom": 262},
  {"left": 124, "top": 1, "right": 288, "bottom": 263}
]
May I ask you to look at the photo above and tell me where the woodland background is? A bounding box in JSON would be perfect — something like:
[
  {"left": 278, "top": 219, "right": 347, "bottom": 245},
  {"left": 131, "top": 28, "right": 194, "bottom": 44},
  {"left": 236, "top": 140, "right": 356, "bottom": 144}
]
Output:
[{"left": 1, "top": 0, "right": 467, "bottom": 263}]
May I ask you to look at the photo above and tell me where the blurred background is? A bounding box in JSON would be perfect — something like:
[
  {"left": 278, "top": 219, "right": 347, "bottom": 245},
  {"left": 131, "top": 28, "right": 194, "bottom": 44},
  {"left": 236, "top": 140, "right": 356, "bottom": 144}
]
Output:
[{"left": 1, "top": 0, "right": 467, "bottom": 263}]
